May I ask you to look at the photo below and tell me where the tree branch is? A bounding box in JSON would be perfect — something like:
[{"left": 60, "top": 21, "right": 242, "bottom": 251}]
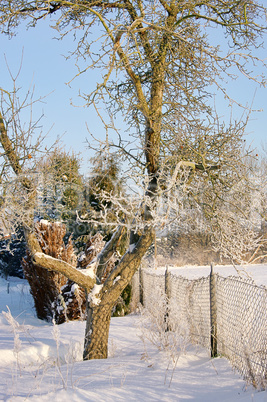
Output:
[
  {"left": 24, "top": 227, "right": 96, "bottom": 290},
  {"left": 97, "top": 224, "right": 126, "bottom": 279},
  {"left": 0, "top": 111, "right": 22, "bottom": 176},
  {"left": 102, "top": 226, "right": 154, "bottom": 297},
  {"left": 32, "top": 252, "right": 96, "bottom": 290}
]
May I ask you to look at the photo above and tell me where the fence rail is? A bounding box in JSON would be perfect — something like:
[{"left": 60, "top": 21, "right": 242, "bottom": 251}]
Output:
[{"left": 138, "top": 266, "right": 267, "bottom": 389}]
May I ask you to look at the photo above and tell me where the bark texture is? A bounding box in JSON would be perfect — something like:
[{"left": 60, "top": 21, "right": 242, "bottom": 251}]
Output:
[
  {"left": 83, "top": 226, "right": 154, "bottom": 360},
  {"left": 83, "top": 305, "right": 112, "bottom": 360}
]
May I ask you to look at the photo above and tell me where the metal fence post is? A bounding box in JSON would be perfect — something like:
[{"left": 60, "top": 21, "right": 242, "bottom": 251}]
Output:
[
  {"left": 210, "top": 263, "right": 218, "bottom": 357},
  {"left": 139, "top": 265, "right": 144, "bottom": 306},
  {"left": 165, "top": 266, "right": 171, "bottom": 331}
]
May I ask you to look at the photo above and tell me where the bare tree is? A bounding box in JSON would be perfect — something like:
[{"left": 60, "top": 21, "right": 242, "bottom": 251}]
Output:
[
  {"left": 0, "top": 1, "right": 266, "bottom": 360},
  {"left": 0, "top": 61, "right": 50, "bottom": 234}
]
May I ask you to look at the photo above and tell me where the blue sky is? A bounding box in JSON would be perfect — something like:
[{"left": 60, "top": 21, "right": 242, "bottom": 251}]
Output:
[
  {"left": 1, "top": 18, "right": 266, "bottom": 174},
  {"left": 1, "top": 19, "right": 107, "bottom": 174}
]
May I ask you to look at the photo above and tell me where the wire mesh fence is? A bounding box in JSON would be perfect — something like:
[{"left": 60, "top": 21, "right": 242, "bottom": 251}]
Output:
[{"left": 139, "top": 266, "right": 267, "bottom": 389}]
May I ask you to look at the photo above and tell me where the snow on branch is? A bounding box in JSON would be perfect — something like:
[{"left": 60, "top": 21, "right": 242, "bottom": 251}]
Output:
[{"left": 32, "top": 251, "right": 96, "bottom": 290}]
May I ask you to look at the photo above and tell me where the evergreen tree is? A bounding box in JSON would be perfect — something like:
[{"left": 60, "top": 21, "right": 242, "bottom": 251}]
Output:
[
  {"left": 0, "top": 229, "right": 26, "bottom": 278},
  {"left": 38, "top": 148, "right": 88, "bottom": 238}
]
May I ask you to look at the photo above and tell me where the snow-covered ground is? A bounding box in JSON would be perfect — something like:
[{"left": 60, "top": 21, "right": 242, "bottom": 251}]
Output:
[{"left": 0, "top": 265, "right": 267, "bottom": 401}]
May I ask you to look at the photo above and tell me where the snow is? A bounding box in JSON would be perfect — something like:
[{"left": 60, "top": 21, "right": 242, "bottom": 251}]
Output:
[
  {"left": 71, "top": 283, "right": 79, "bottom": 294},
  {"left": 38, "top": 219, "right": 50, "bottom": 226},
  {"left": 81, "top": 266, "right": 96, "bottom": 279},
  {"left": 129, "top": 243, "right": 136, "bottom": 253},
  {"left": 0, "top": 266, "right": 267, "bottom": 401},
  {"left": 78, "top": 253, "right": 86, "bottom": 262},
  {"left": 38, "top": 219, "right": 62, "bottom": 227},
  {"left": 88, "top": 284, "right": 103, "bottom": 306},
  {"left": 154, "top": 263, "right": 267, "bottom": 287},
  {"left": 113, "top": 275, "right": 121, "bottom": 285}
]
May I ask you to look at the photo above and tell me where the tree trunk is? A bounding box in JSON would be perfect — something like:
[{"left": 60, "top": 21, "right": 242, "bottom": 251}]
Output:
[
  {"left": 83, "top": 227, "right": 154, "bottom": 360},
  {"left": 83, "top": 304, "right": 113, "bottom": 360}
]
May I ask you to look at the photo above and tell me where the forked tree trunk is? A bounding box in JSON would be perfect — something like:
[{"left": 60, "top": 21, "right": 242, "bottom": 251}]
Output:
[{"left": 83, "top": 226, "right": 154, "bottom": 360}]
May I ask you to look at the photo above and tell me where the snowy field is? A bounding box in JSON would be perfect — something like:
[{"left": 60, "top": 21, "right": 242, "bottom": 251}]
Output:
[
  {"left": 0, "top": 264, "right": 267, "bottom": 401},
  {"left": 155, "top": 264, "right": 267, "bottom": 287}
]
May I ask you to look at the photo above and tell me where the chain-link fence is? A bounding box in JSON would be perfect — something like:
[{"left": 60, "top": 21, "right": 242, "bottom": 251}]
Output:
[{"left": 138, "top": 267, "right": 267, "bottom": 389}]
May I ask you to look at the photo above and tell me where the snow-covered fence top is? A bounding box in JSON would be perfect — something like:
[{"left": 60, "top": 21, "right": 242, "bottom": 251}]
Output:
[{"left": 140, "top": 267, "right": 267, "bottom": 389}]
